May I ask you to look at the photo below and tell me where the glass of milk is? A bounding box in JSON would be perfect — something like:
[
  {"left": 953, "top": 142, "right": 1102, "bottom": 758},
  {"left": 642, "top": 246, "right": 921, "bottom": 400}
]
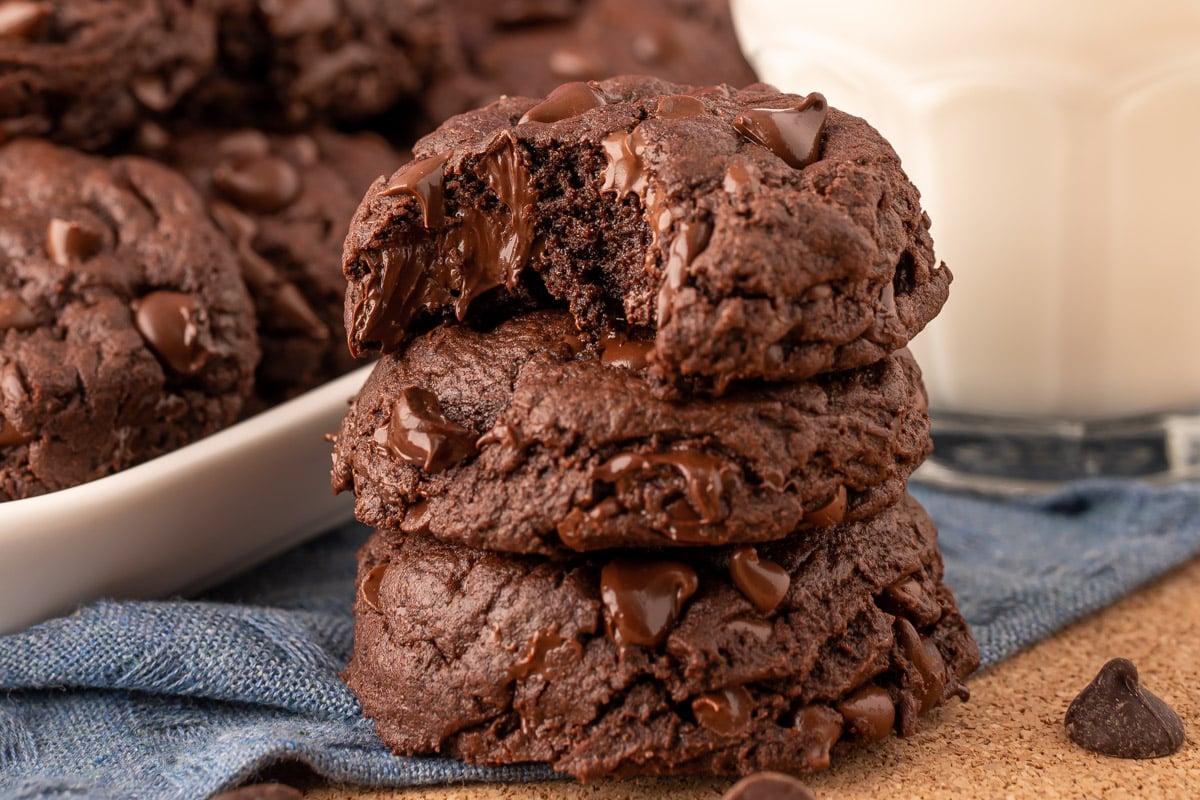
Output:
[{"left": 732, "top": 0, "right": 1200, "bottom": 491}]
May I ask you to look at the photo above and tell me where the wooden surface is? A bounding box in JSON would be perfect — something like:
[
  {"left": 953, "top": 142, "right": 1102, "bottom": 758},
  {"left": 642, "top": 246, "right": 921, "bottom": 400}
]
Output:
[{"left": 305, "top": 556, "right": 1200, "bottom": 800}]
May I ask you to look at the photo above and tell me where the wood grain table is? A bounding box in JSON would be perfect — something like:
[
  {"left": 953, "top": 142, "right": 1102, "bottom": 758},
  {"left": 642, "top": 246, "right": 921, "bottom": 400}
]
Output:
[{"left": 304, "top": 556, "right": 1200, "bottom": 800}]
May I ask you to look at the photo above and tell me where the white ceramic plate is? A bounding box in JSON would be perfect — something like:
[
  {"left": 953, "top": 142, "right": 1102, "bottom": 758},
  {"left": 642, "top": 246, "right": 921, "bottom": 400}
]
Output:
[{"left": 0, "top": 365, "right": 372, "bottom": 635}]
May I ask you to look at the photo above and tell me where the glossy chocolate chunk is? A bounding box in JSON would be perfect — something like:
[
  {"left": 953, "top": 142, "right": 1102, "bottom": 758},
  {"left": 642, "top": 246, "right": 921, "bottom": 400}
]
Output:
[
  {"left": 600, "top": 558, "right": 698, "bottom": 648},
  {"left": 807, "top": 485, "right": 847, "bottom": 527},
  {"left": 881, "top": 576, "right": 943, "bottom": 626},
  {"left": 729, "top": 546, "right": 790, "bottom": 614},
  {"left": 374, "top": 387, "right": 476, "bottom": 473},
  {"left": 692, "top": 686, "right": 754, "bottom": 737},
  {"left": 519, "top": 81, "right": 605, "bottom": 124},
  {"left": 212, "top": 155, "right": 302, "bottom": 214},
  {"left": 132, "top": 291, "right": 209, "bottom": 375},
  {"left": 793, "top": 705, "right": 843, "bottom": 771},
  {"left": 721, "top": 772, "right": 819, "bottom": 800},
  {"left": 732, "top": 93, "right": 828, "bottom": 169},
  {"left": 599, "top": 333, "right": 654, "bottom": 370},
  {"left": 45, "top": 219, "right": 101, "bottom": 265},
  {"left": 595, "top": 450, "right": 727, "bottom": 524},
  {"left": 1065, "top": 658, "right": 1185, "bottom": 759},
  {"left": 378, "top": 155, "right": 447, "bottom": 228},
  {"left": 895, "top": 618, "right": 947, "bottom": 713},
  {"left": 837, "top": 685, "right": 896, "bottom": 743},
  {"left": 359, "top": 563, "right": 388, "bottom": 613}
]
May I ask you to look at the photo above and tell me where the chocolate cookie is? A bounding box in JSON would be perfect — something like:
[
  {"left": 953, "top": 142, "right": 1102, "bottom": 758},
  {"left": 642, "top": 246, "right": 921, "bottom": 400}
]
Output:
[
  {"left": 342, "top": 76, "right": 951, "bottom": 391},
  {"left": 155, "top": 126, "right": 401, "bottom": 404},
  {"left": 331, "top": 311, "right": 931, "bottom": 555},
  {"left": 0, "top": 139, "right": 258, "bottom": 500},
  {"left": 422, "top": 0, "right": 758, "bottom": 127},
  {"left": 0, "top": 0, "right": 215, "bottom": 149},
  {"left": 343, "top": 494, "right": 979, "bottom": 780},
  {"left": 191, "top": 0, "right": 447, "bottom": 129}
]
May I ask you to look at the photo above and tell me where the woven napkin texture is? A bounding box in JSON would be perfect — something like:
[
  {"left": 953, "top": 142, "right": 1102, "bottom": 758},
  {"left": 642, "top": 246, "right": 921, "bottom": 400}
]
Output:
[{"left": 2, "top": 480, "right": 1200, "bottom": 800}]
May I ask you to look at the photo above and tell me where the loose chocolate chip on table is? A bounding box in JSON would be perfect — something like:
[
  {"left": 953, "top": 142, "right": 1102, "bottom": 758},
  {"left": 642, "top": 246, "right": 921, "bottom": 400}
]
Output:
[
  {"left": 721, "top": 771, "right": 819, "bottom": 800},
  {"left": 1064, "top": 657, "right": 1185, "bottom": 758}
]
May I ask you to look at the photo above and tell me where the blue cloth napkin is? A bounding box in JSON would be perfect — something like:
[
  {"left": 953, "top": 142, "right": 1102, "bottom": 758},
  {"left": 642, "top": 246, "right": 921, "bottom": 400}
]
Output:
[{"left": 3, "top": 480, "right": 1200, "bottom": 800}]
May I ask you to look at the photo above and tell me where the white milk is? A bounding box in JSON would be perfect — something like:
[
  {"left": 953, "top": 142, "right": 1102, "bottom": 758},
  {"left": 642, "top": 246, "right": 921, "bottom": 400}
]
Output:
[{"left": 733, "top": 1, "right": 1200, "bottom": 420}]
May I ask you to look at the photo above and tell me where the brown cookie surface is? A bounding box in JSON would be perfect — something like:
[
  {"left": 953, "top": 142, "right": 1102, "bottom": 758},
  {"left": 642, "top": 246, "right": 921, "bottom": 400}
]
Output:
[
  {"left": 343, "top": 76, "right": 950, "bottom": 390},
  {"left": 0, "top": 0, "right": 215, "bottom": 149},
  {"left": 155, "top": 126, "right": 402, "bottom": 404},
  {"left": 0, "top": 139, "right": 258, "bottom": 500},
  {"left": 332, "top": 311, "right": 931, "bottom": 554},
  {"left": 343, "top": 494, "right": 979, "bottom": 780}
]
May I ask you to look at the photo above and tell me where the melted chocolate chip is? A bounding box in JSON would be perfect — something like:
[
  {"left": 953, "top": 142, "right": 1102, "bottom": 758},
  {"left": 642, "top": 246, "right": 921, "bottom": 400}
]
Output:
[
  {"left": 836, "top": 685, "right": 895, "bottom": 743},
  {"left": 212, "top": 154, "right": 301, "bottom": 214},
  {"left": 599, "top": 333, "right": 654, "bottom": 370},
  {"left": 373, "top": 386, "right": 476, "bottom": 473},
  {"left": 793, "top": 705, "right": 843, "bottom": 771},
  {"left": 45, "top": 219, "right": 101, "bottom": 265},
  {"left": 507, "top": 629, "right": 574, "bottom": 682},
  {"left": 595, "top": 449, "right": 727, "bottom": 525},
  {"left": 895, "top": 618, "right": 947, "bottom": 713},
  {"left": 519, "top": 81, "right": 606, "bottom": 124},
  {"left": 0, "top": 2, "right": 50, "bottom": 41},
  {"left": 1065, "top": 658, "right": 1185, "bottom": 759},
  {"left": 359, "top": 563, "right": 388, "bottom": 613},
  {"left": 692, "top": 686, "right": 754, "bottom": 737},
  {"left": 0, "top": 295, "right": 38, "bottom": 331},
  {"left": 807, "top": 485, "right": 847, "bottom": 527},
  {"left": 732, "top": 93, "right": 828, "bottom": 169},
  {"left": 600, "top": 127, "right": 649, "bottom": 200},
  {"left": 132, "top": 291, "right": 209, "bottom": 375},
  {"left": 881, "top": 576, "right": 943, "bottom": 627},
  {"left": 379, "top": 155, "right": 447, "bottom": 228},
  {"left": 350, "top": 134, "right": 537, "bottom": 353},
  {"left": 720, "top": 772, "right": 819, "bottom": 800},
  {"left": 729, "top": 546, "right": 790, "bottom": 615},
  {"left": 656, "top": 219, "right": 712, "bottom": 327},
  {"left": 599, "top": 558, "right": 698, "bottom": 649},
  {"left": 655, "top": 94, "right": 707, "bottom": 120}
]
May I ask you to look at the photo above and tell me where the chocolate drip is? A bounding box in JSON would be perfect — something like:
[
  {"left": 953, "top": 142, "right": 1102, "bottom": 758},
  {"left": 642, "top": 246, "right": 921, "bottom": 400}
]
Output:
[
  {"left": 132, "top": 291, "right": 209, "bottom": 375},
  {"left": 732, "top": 93, "right": 828, "bottom": 169},
  {"left": 895, "top": 618, "right": 947, "bottom": 713},
  {"left": 351, "top": 134, "right": 538, "bottom": 354},
  {"left": 807, "top": 485, "right": 847, "bottom": 527},
  {"left": 837, "top": 685, "right": 895, "bottom": 743},
  {"left": 519, "top": 82, "right": 606, "bottom": 124},
  {"left": 600, "top": 558, "right": 698, "bottom": 649},
  {"left": 373, "top": 386, "right": 476, "bottom": 473},
  {"left": 379, "top": 155, "right": 447, "bottom": 228},
  {"left": 595, "top": 449, "right": 727, "bottom": 524},
  {"left": 729, "top": 546, "right": 790, "bottom": 614},
  {"left": 692, "top": 686, "right": 754, "bottom": 737},
  {"left": 45, "top": 219, "right": 101, "bottom": 265},
  {"left": 793, "top": 705, "right": 843, "bottom": 770},
  {"left": 600, "top": 127, "right": 649, "bottom": 199}
]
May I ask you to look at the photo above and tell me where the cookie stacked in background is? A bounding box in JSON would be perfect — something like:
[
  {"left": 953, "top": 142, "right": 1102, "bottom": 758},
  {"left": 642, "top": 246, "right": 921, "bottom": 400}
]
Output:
[
  {"left": 332, "top": 76, "right": 979, "bottom": 779},
  {"left": 0, "top": 0, "right": 753, "bottom": 500}
]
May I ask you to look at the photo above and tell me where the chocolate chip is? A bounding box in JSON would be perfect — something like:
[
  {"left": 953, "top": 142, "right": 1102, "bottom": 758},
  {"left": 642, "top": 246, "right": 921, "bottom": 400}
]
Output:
[
  {"left": 655, "top": 94, "right": 707, "bottom": 120},
  {"left": 729, "top": 546, "right": 790, "bottom": 614},
  {"left": 595, "top": 450, "right": 727, "bottom": 525},
  {"left": 793, "top": 704, "right": 842, "bottom": 771},
  {"left": 132, "top": 291, "right": 209, "bottom": 375},
  {"left": 212, "top": 155, "right": 301, "bottom": 214},
  {"left": 721, "top": 772, "right": 819, "bottom": 800},
  {"left": 731, "top": 93, "right": 828, "bottom": 169},
  {"left": 600, "top": 558, "right": 698, "bottom": 648},
  {"left": 0, "top": 415, "right": 31, "bottom": 446},
  {"left": 895, "top": 618, "right": 948, "bottom": 714},
  {"left": 373, "top": 386, "right": 476, "bottom": 473},
  {"left": 131, "top": 74, "right": 172, "bottom": 111},
  {"left": 0, "top": 294, "right": 38, "bottom": 331},
  {"left": 880, "top": 576, "right": 943, "bottom": 627},
  {"left": 806, "top": 485, "right": 847, "bottom": 527},
  {"left": 0, "top": 1, "right": 50, "bottom": 41},
  {"left": 45, "top": 219, "right": 101, "bottom": 265},
  {"left": 1065, "top": 658, "right": 1185, "bottom": 759},
  {"left": 519, "top": 81, "right": 606, "bottom": 124},
  {"left": 378, "top": 155, "right": 447, "bottom": 228},
  {"left": 692, "top": 686, "right": 754, "bottom": 737},
  {"left": 359, "top": 563, "right": 387, "bottom": 613},
  {"left": 209, "top": 784, "right": 302, "bottom": 800},
  {"left": 836, "top": 684, "right": 895, "bottom": 743},
  {"left": 599, "top": 333, "right": 654, "bottom": 370}
]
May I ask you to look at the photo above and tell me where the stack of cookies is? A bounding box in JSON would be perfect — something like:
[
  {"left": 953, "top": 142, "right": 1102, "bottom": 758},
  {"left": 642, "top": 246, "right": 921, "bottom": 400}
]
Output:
[{"left": 332, "top": 76, "right": 980, "bottom": 779}]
